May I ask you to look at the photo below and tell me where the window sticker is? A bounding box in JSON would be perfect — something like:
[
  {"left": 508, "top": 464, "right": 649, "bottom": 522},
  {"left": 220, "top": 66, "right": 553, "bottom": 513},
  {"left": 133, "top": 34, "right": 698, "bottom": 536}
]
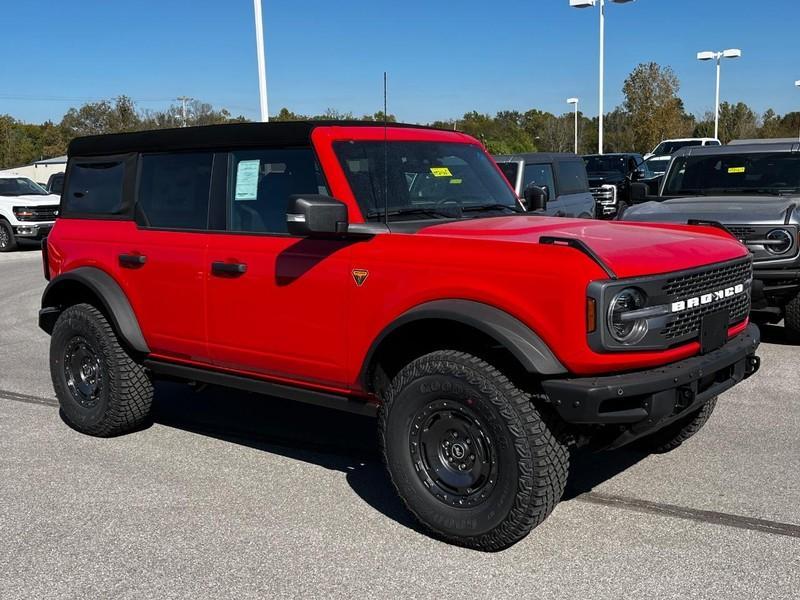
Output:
[
  {"left": 430, "top": 167, "right": 453, "bottom": 177},
  {"left": 235, "top": 160, "right": 260, "bottom": 201},
  {"left": 728, "top": 166, "right": 745, "bottom": 174},
  {"left": 450, "top": 178, "right": 463, "bottom": 184}
]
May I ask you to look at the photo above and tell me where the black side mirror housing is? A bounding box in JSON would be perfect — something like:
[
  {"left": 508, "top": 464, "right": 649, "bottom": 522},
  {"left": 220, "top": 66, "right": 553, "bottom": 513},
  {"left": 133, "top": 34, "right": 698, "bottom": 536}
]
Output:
[
  {"left": 630, "top": 182, "right": 649, "bottom": 203},
  {"left": 524, "top": 185, "right": 548, "bottom": 211},
  {"left": 287, "top": 195, "right": 349, "bottom": 237}
]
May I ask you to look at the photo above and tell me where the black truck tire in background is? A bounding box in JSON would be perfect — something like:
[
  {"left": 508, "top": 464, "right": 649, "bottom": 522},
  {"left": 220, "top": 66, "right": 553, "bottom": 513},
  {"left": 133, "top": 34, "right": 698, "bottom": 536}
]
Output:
[
  {"left": 785, "top": 293, "right": 800, "bottom": 340},
  {"left": 0, "top": 219, "right": 17, "bottom": 252},
  {"left": 380, "top": 350, "right": 569, "bottom": 551},
  {"left": 50, "top": 303, "right": 154, "bottom": 437},
  {"left": 636, "top": 397, "right": 718, "bottom": 454}
]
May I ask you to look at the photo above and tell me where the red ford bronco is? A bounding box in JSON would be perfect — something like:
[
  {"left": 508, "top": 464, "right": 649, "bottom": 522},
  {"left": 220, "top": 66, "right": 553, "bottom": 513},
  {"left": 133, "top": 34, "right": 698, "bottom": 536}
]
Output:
[{"left": 40, "top": 122, "right": 760, "bottom": 550}]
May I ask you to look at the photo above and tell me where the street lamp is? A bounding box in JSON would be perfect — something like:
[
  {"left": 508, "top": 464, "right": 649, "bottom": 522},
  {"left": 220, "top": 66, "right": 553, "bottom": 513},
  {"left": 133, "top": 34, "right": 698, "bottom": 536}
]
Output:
[
  {"left": 795, "top": 81, "right": 800, "bottom": 141},
  {"left": 697, "top": 48, "right": 741, "bottom": 140},
  {"left": 570, "top": 0, "right": 636, "bottom": 155},
  {"left": 253, "top": 0, "right": 269, "bottom": 122},
  {"left": 567, "top": 98, "right": 579, "bottom": 154}
]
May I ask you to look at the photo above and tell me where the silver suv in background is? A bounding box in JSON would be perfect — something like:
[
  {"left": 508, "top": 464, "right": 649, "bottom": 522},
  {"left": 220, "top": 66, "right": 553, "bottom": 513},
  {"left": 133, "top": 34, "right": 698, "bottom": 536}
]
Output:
[{"left": 494, "top": 152, "right": 595, "bottom": 218}]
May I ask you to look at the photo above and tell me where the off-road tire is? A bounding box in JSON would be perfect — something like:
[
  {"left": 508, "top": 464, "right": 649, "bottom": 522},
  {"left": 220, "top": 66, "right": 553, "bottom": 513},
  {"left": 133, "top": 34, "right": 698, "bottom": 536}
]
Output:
[
  {"left": 0, "top": 219, "right": 17, "bottom": 252},
  {"left": 636, "top": 397, "right": 717, "bottom": 454},
  {"left": 379, "top": 350, "right": 569, "bottom": 551},
  {"left": 784, "top": 293, "right": 800, "bottom": 341},
  {"left": 50, "top": 303, "right": 153, "bottom": 436}
]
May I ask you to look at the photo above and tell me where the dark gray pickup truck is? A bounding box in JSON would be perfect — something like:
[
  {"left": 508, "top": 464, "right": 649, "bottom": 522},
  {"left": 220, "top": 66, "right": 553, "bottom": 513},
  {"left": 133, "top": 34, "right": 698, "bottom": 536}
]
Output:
[{"left": 623, "top": 141, "right": 800, "bottom": 338}]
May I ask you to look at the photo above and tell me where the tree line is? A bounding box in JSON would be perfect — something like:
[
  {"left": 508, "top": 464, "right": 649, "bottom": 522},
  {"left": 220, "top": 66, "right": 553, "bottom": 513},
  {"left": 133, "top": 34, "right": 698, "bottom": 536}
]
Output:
[{"left": 1, "top": 62, "right": 799, "bottom": 170}]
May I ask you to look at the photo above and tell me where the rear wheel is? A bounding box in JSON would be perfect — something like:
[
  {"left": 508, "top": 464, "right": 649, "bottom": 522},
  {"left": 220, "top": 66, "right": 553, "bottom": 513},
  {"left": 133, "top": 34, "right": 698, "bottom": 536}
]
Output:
[
  {"left": 636, "top": 397, "right": 717, "bottom": 453},
  {"left": 0, "top": 220, "right": 17, "bottom": 252},
  {"left": 50, "top": 303, "right": 153, "bottom": 436},
  {"left": 379, "top": 350, "right": 569, "bottom": 551}
]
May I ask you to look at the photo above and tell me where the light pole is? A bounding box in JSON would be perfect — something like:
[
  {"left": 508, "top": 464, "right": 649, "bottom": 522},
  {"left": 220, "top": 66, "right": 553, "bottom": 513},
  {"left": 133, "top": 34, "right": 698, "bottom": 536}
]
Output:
[
  {"left": 795, "top": 81, "right": 800, "bottom": 141},
  {"left": 176, "top": 96, "right": 193, "bottom": 127},
  {"left": 570, "top": 0, "right": 636, "bottom": 155},
  {"left": 567, "top": 98, "right": 579, "bottom": 153},
  {"left": 253, "top": 0, "right": 269, "bottom": 122},
  {"left": 697, "top": 48, "right": 741, "bottom": 140}
]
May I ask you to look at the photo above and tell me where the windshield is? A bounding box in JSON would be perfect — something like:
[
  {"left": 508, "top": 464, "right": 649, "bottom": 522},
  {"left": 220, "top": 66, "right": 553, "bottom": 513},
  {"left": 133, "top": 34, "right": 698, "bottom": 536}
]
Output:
[
  {"left": 0, "top": 177, "right": 49, "bottom": 196},
  {"left": 663, "top": 152, "right": 800, "bottom": 196},
  {"left": 584, "top": 156, "right": 627, "bottom": 175},
  {"left": 334, "top": 141, "right": 520, "bottom": 221},
  {"left": 652, "top": 140, "right": 702, "bottom": 156}
]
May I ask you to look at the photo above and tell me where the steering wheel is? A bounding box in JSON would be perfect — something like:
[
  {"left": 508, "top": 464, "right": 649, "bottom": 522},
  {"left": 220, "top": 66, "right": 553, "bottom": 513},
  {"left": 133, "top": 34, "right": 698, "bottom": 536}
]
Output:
[{"left": 434, "top": 197, "right": 463, "bottom": 208}]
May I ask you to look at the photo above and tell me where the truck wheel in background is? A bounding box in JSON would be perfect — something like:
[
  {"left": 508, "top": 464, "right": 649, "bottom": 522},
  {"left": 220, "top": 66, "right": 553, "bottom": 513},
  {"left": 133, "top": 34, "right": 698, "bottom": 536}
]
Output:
[
  {"left": 380, "top": 350, "right": 569, "bottom": 551},
  {"left": 636, "top": 397, "right": 717, "bottom": 454},
  {"left": 785, "top": 293, "right": 800, "bottom": 342},
  {"left": 50, "top": 303, "right": 154, "bottom": 437},
  {"left": 0, "top": 220, "right": 17, "bottom": 252}
]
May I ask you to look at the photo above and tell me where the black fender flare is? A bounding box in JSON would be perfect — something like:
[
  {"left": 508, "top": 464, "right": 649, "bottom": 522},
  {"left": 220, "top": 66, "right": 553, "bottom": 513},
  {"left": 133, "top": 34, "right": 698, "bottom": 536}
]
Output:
[
  {"left": 39, "top": 266, "right": 150, "bottom": 354},
  {"left": 360, "top": 299, "right": 566, "bottom": 388}
]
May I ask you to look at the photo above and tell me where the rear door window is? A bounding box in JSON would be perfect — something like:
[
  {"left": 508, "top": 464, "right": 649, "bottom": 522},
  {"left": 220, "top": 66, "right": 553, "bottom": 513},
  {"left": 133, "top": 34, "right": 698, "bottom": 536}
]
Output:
[
  {"left": 64, "top": 161, "right": 126, "bottom": 215},
  {"left": 523, "top": 164, "right": 556, "bottom": 196},
  {"left": 136, "top": 153, "right": 213, "bottom": 229},
  {"left": 555, "top": 161, "right": 590, "bottom": 194}
]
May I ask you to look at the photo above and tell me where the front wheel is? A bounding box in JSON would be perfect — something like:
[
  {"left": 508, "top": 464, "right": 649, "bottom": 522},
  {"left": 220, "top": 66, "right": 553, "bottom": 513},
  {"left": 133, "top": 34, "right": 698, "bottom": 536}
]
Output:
[
  {"left": 0, "top": 220, "right": 17, "bottom": 252},
  {"left": 50, "top": 303, "right": 154, "bottom": 437},
  {"left": 379, "top": 351, "right": 569, "bottom": 551},
  {"left": 784, "top": 293, "right": 800, "bottom": 342},
  {"left": 636, "top": 397, "right": 717, "bottom": 454}
]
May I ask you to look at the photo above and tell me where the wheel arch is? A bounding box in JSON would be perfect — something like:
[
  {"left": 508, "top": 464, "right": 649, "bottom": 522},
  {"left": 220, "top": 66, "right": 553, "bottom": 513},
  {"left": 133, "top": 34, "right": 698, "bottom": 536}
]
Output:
[
  {"left": 39, "top": 266, "right": 149, "bottom": 354},
  {"left": 360, "top": 299, "right": 565, "bottom": 393}
]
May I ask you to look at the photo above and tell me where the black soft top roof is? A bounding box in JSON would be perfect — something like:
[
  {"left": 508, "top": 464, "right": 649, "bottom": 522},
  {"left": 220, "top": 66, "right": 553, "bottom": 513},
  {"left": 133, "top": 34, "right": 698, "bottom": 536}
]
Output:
[
  {"left": 68, "top": 120, "right": 441, "bottom": 157},
  {"left": 493, "top": 152, "right": 581, "bottom": 163}
]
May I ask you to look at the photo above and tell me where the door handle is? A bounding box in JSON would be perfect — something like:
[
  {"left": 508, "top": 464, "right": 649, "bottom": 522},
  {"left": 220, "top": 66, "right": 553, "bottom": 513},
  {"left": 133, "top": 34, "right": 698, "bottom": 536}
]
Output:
[
  {"left": 119, "top": 253, "right": 147, "bottom": 268},
  {"left": 211, "top": 261, "right": 247, "bottom": 276}
]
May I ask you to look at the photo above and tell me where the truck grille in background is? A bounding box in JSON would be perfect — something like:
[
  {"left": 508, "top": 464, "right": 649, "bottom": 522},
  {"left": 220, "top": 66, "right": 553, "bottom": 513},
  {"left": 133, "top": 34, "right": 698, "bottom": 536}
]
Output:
[
  {"left": 726, "top": 226, "right": 756, "bottom": 240},
  {"left": 14, "top": 206, "right": 59, "bottom": 222},
  {"left": 659, "top": 258, "right": 752, "bottom": 342},
  {"left": 590, "top": 187, "right": 615, "bottom": 204}
]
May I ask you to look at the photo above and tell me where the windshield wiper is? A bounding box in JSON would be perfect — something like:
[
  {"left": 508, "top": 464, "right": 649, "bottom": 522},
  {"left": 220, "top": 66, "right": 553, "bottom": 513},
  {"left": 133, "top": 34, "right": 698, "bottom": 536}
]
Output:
[
  {"left": 461, "top": 203, "right": 522, "bottom": 214},
  {"left": 366, "top": 207, "right": 459, "bottom": 220}
]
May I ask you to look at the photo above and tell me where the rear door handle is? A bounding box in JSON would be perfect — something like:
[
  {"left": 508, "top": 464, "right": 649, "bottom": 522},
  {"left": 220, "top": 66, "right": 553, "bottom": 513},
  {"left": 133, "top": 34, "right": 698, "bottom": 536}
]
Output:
[
  {"left": 211, "top": 261, "right": 247, "bottom": 276},
  {"left": 119, "top": 253, "right": 147, "bottom": 268}
]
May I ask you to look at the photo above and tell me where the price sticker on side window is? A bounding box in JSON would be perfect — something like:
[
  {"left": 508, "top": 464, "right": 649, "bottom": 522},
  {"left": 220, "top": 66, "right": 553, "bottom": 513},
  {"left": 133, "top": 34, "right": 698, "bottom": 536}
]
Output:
[{"left": 727, "top": 166, "right": 746, "bottom": 174}]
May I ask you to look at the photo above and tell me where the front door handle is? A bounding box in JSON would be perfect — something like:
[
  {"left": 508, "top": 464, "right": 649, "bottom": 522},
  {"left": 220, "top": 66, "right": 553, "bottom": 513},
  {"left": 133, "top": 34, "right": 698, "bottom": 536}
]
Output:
[
  {"left": 211, "top": 261, "right": 247, "bottom": 276},
  {"left": 119, "top": 253, "right": 147, "bottom": 268}
]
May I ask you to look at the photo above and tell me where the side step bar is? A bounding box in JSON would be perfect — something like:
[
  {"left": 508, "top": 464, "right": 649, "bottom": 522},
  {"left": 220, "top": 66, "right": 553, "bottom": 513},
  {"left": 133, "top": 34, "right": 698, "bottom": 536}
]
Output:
[{"left": 143, "top": 359, "right": 378, "bottom": 417}]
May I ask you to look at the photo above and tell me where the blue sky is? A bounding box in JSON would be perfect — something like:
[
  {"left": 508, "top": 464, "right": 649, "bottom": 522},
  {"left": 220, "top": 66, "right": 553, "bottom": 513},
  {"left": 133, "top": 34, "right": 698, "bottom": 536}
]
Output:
[{"left": 2, "top": 0, "right": 799, "bottom": 124}]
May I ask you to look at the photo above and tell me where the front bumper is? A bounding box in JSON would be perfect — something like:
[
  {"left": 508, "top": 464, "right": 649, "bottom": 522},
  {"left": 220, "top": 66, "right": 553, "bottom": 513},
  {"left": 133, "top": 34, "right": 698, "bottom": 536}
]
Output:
[
  {"left": 752, "top": 268, "right": 800, "bottom": 310},
  {"left": 13, "top": 223, "right": 53, "bottom": 239},
  {"left": 541, "top": 324, "right": 760, "bottom": 448}
]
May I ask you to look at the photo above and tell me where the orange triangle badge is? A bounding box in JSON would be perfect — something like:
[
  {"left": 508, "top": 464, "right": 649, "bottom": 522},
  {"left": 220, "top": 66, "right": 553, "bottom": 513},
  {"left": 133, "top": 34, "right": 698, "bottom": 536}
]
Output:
[{"left": 352, "top": 269, "right": 369, "bottom": 287}]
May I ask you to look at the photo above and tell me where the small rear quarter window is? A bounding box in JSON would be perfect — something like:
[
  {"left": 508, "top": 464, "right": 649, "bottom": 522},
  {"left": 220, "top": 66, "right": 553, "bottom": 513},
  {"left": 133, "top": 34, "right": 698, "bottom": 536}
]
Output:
[{"left": 64, "top": 161, "right": 125, "bottom": 215}]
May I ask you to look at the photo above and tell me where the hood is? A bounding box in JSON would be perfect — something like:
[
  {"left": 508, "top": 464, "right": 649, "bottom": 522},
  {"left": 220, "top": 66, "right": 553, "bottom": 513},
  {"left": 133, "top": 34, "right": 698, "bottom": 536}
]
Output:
[
  {"left": 588, "top": 171, "right": 626, "bottom": 186},
  {"left": 0, "top": 193, "right": 60, "bottom": 206},
  {"left": 623, "top": 196, "right": 800, "bottom": 226},
  {"left": 417, "top": 215, "right": 747, "bottom": 279}
]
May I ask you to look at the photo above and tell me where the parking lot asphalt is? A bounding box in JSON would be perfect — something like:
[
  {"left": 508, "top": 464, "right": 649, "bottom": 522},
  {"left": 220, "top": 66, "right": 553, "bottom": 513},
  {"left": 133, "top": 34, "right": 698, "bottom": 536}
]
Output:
[{"left": 0, "top": 250, "right": 798, "bottom": 599}]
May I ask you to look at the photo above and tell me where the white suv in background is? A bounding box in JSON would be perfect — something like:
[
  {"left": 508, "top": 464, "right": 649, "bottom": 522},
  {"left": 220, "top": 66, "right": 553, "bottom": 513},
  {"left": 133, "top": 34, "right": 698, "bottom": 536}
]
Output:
[
  {"left": 644, "top": 137, "right": 721, "bottom": 160},
  {"left": 0, "top": 175, "right": 60, "bottom": 252}
]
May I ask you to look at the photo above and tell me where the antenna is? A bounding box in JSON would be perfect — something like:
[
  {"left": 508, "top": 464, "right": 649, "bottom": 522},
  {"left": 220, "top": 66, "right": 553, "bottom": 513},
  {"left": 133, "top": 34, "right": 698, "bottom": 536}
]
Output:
[{"left": 383, "top": 72, "right": 389, "bottom": 226}]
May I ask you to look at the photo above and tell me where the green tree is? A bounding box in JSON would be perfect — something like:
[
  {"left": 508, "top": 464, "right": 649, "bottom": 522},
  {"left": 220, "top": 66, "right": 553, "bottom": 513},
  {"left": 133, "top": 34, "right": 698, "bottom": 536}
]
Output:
[{"left": 622, "top": 62, "right": 693, "bottom": 152}]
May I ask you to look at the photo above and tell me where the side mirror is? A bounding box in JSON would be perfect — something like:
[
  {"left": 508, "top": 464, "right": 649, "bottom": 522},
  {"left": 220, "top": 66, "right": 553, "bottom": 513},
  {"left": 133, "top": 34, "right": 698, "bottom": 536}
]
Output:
[
  {"left": 524, "top": 185, "right": 548, "bottom": 211},
  {"left": 287, "top": 195, "right": 349, "bottom": 237},
  {"left": 630, "top": 168, "right": 645, "bottom": 181},
  {"left": 630, "top": 182, "right": 649, "bottom": 203}
]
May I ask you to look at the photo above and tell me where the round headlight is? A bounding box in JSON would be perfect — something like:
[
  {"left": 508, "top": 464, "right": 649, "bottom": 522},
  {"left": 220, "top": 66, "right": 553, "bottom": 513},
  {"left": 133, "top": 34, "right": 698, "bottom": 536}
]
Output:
[
  {"left": 765, "top": 228, "right": 793, "bottom": 255},
  {"left": 607, "top": 287, "right": 648, "bottom": 344}
]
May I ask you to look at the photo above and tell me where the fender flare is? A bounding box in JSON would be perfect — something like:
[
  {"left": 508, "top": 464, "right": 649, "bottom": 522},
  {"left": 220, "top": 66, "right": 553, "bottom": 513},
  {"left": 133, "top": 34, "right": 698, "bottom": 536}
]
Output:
[
  {"left": 360, "top": 299, "right": 566, "bottom": 387},
  {"left": 39, "top": 266, "right": 150, "bottom": 354}
]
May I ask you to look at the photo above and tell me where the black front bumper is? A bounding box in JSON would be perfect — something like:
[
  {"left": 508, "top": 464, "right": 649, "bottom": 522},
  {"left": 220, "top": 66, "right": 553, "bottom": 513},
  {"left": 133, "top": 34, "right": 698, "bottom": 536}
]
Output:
[
  {"left": 752, "top": 268, "right": 800, "bottom": 310},
  {"left": 541, "top": 324, "right": 761, "bottom": 448}
]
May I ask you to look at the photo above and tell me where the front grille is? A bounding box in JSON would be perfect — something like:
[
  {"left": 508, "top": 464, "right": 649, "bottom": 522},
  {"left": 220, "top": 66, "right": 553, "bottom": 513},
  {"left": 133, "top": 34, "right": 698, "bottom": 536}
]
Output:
[
  {"left": 590, "top": 186, "right": 615, "bottom": 205},
  {"left": 727, "top": 225, "right": 756, "bottom": 240},
  {"left": 659, "top": 259, "right": 752, "bottom": 342},
  {"left": 661, "top": 291, "right": 750, "bottom": 340},
  {"left": 14, "top": 205, "right": 59, "bottom": 222}
]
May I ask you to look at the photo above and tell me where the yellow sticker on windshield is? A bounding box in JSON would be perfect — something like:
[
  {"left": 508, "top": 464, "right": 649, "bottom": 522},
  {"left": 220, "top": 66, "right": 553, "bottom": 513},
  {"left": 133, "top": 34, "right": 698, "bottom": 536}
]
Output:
[
  {"left": 450, "top": 178, "right": 462, "bottom": 184},
  {"left": 430, "top": 167, "right": 452, "bottom": 177},
  {"left": 728, "top": 166, "right": 745, "bottom": 174}
]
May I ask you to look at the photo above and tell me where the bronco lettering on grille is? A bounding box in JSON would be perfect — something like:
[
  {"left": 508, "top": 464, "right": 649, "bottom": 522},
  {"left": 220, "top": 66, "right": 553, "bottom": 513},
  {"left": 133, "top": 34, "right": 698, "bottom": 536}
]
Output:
[{"left": 670, "top": 283, "right": 745, "bottom": 313}]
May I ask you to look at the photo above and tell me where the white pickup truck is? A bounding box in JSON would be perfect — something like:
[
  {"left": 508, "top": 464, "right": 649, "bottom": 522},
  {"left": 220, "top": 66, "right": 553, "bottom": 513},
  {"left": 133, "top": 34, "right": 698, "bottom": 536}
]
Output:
[{"left": 0, "top": 175, "right": 60, "bottom": 252}]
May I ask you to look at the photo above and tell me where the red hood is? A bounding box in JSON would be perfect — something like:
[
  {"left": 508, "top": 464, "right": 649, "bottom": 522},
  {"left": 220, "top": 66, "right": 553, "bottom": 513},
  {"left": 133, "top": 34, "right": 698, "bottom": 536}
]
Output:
[{"left": 417, "top": 216, "right": 749, "bottom": 279}]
